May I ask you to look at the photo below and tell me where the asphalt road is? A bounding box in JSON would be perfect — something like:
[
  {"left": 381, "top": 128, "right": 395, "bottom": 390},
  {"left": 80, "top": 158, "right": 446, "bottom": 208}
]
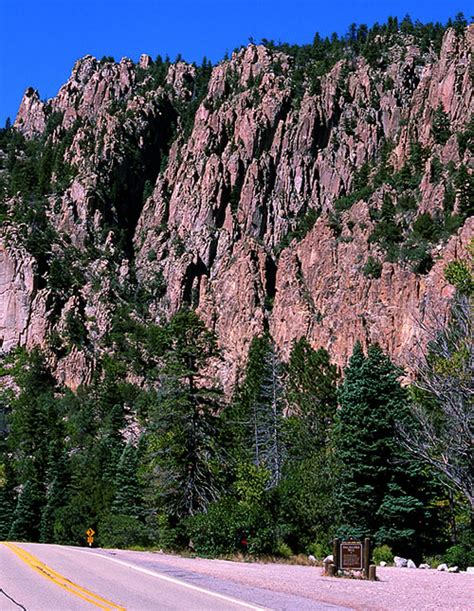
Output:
[{"left": 0, "top": 542, "right": 348, "bottom": 610}]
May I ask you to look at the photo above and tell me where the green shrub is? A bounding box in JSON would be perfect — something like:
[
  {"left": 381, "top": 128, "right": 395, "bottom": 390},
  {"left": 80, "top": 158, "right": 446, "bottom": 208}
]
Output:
[
  {"left": 147, "top": 249, "right": 157, "bottom": 262},
  {"left": 362, "top": 256, "right": 382, "bottom": 278},
  {"left": 308, "top": 540, "right": 331, "bottom": 559},
  {"left": 422, "top": 554, "right": 443, "bottom": 568},
  {"left": 148, "top": 514, "right": 180, "bottom": 550},
  {"left": 186, "top": 498, "right": 277, "bottom": 557},
  {"left": 444, "top": 260, "right": 473, "bottom": 296},
  {"left": 98, "top": 514, "right": 150, "bottom": 549},
  {"left": 372, "top": 544, "right": 394, "bottom": 565},
  {"left": 276, "top": 541, "right": 293, "bottom": 558},
  {"left": 412, "top": 213, "right": 438, "bottom": 241},
  {"left": 444, "top": 544, "right": 474, "bottom": 571}
]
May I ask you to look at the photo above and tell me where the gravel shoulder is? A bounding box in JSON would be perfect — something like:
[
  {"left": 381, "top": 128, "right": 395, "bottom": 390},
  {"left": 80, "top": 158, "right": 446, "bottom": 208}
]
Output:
[{"left": 96, "top": 549, "right": 473, "bottom": 611}]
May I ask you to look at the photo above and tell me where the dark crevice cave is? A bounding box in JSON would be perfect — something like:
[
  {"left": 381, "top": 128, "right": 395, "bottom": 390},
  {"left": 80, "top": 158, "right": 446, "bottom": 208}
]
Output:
[
  {"left": 182, "top": 257, "right": 208, "bottom": 307},
  {"left": 265, "top": 254, "right": 277, "bottom": 304}
]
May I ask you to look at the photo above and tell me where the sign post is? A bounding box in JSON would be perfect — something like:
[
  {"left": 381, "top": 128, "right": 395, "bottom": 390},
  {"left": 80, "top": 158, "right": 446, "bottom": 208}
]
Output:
[{"left": 86, "top": 528, "right": 95, "bottom": 547}]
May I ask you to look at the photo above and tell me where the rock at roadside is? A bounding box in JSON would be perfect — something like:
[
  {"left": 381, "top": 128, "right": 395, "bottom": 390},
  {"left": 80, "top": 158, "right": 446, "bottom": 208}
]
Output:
[
  {"left": 324, "top": 555, "right": 334, "bottom": 564},
  {"left": 466, "top": 567, "right": 474, "bottom": 574},
  {"left": 308, "top": 555, "right": 316, "bottom": 564},
  {"left": 448, "top": 566, "right": 459, "bottom": 573},
  {"left": 437, "top": 563, "right": 448, "bottom": 571},
  {"left": 407, "top": 559, "right": 417, "bottom": 569},
  {"left": 379, "top": 561, "right": 387, "bottom": 567},
  {"left": 394, "top": 556, "right": 408, "bottom": 568},
  {"left": 419, "top": 563, "right": 431, "bottom": 569}
]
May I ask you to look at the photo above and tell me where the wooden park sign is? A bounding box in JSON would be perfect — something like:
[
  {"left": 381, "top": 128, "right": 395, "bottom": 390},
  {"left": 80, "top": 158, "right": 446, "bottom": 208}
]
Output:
[
  {"left": 340, "top": 540, "right": 363, "bottom": 570},
  {"left": 329, "top": 537, "right": 376, "bottom": 580}
]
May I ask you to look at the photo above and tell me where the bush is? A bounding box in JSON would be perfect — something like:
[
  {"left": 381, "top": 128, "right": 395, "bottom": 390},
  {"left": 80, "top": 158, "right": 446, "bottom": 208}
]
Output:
[
  {"left": 98, "top": 514, "right": 150, "bottom": 549},
  {"left": 147, "top": 249, "right": 157, "bottom": 262},
  {"left": 444, "top": 260, "right": 473, "bottom": 296},
  {"left": 422, "top": 554, "right": 443, "bottom": 568},
  {"left": 444, "top": 544, "right": 474, "bottom": 571},
  {"left": 148, "top": 513, "right": 180, "bottom": 550},
  {"left": 363, "top": 256, "right": 382, "bottom": 278},
  {"left": 307, "top": 540, "right": 331, "bottom": 559},
  {"left": 276, "top": 541, "right": 293, "bottom": 558},
  {"left": 186, "top": 498, "right": 277, "bottom": 557},
  {"left": 372, "top": 544, "right": 394, "bottom": 565}
]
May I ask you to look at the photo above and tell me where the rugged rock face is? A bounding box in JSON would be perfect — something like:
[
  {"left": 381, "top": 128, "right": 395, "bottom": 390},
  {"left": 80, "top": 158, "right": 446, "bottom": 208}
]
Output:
[{"left": 1, "top": 25, "right": 473, "bottom": 388}]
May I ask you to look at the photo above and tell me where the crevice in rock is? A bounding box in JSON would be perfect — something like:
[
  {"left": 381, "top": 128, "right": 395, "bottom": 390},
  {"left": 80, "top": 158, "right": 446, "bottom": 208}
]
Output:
[
  {"left": 264, "top": 254, "right": 277, "bottom": 310},
  {"left": 311, "top": 116, "right": 332, "bottom": 154},
  {"left": 96, "top": 98, "right": 178, "bottom": 259},
  {"left": 182, "top": 256, "right": 208, "bottom": 307},
  {"left": 254, "top": 96, "right": 292, "bottom": 159}
]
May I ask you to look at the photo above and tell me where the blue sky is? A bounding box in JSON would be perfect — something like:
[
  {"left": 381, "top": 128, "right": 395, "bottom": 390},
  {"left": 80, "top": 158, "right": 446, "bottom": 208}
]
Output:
[{"left": 1, "top": 0, "right": 471, "bottom": 125}]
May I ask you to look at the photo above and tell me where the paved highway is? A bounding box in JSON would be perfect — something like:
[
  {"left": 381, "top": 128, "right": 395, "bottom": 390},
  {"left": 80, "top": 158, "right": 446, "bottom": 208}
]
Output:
[{"left": 0, "top": 542, "right": 347, "bottom": 610}]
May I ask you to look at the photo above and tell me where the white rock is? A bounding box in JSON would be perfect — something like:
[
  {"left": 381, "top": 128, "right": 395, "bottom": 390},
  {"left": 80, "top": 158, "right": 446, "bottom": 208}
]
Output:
[
  {"left": 419, "top": 563, "right": 430, "bottom": 569},
  {"left": 407, "top": 559, "right": 417, "bottom": 569},
  {"left": 323, "top": 555, "right": 334, "bottom": 564},
  {"left": 448, "top": 566, "right": 459, "bottom": 573},
  {"left": 379, "top": 561, "right": 387, "bottom": 567},
  {"left": 437, "top": 563, "right": 448, "bottom": 571},
  {"left": 394, "top": 556, "right": 408, "bottom": 568},
  {"left": 308, "top": 555, "right": 316, "bottom": 563},
  {"left": 466, "top": 567, "right": 474, "bottom": 574}
]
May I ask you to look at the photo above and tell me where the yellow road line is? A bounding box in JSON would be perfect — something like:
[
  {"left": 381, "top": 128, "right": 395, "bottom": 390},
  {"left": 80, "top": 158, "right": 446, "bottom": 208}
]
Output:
[{"left": 2, "top": 542, "right": 125, "bottom": 610}]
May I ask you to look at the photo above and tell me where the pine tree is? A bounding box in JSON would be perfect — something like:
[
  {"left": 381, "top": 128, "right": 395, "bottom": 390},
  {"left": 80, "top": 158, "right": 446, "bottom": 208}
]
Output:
[
  {"left": 143, "top": 309, "right": 224, "bottom": 518},
  {"left": 5, "top": 349, "right": 64, "bottom": 541},
  {"left": 286, "top": 338, "right": 339, "bottom": 456},
  {"left": 39, "top": 446, "right": 70, "bottom": 543},
  {"left": 0, "top": 455, "right": 16, "bottom": 539},
  {"left": 112, "top": 442, "right": 144, "bottom": 519},
  {"left": 432, "top": 103, "right": 451, "bottom": 144},
  {"left": 9, "top": 479, "right": 44, "bottom": 541},
  {"left": 333, "top": 342, "right": 439, "bottom": 556}
]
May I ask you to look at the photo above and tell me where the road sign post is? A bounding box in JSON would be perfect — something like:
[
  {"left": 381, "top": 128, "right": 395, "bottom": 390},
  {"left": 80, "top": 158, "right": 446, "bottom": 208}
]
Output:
[{"left": 86, "top": 528, "right": 95, "bottom": 547}]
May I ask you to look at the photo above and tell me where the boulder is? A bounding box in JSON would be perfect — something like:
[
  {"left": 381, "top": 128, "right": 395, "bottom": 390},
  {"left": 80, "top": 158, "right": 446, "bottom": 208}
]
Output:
[
  {"left": 437, "top": 563, "right": 448, "bottom": 571},
  {"left": 448, "top": 566, "right": 459, "bottom": 573},
  {"left": 407, "top": 559, "right": 417, "bottom": 569},
  {"left": 308, "top": 555, "right": 316, "bottom": 563},
  {"left": 379, "top": 561, "right": 387, "bottom": 567},
  {"left": 394, "top": 556, "right": 408, "bottom": 568},
  {"left": 323, "top": 555, "right": 334, "bottom": 564},
  {"left": 419, "top": 563, "right": 431, "bottom": 569},
  {"left": 466, "top": 567, "right": 474, "bottom": 574}
]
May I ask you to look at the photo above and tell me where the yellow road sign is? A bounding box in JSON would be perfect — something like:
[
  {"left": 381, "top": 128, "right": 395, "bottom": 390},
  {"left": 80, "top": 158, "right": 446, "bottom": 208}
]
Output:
[{"left": 86, "top": 528, "right": 95, "bottom": 537}]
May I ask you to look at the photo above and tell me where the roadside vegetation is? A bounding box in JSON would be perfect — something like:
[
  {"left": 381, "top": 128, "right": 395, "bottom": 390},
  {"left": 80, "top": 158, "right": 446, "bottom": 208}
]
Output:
[{"left": 0, "top": 257, "right": 472, "bottom": 568}]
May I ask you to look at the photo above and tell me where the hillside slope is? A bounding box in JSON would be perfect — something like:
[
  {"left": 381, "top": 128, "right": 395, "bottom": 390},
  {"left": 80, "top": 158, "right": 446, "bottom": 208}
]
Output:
[{"left": 0, "top": 23, "right": 472, "bottom": 388}]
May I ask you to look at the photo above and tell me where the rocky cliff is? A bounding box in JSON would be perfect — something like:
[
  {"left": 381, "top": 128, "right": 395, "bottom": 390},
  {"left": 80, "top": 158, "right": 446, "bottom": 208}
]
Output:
[{"left": 1, "top": 24, "right": 473, "bottom": 388}]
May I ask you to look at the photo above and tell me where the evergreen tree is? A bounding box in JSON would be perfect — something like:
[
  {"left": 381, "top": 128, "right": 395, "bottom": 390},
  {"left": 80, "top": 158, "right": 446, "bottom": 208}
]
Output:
[
  {"left": 9, "top": 479, "right": 44, "bottom": 541},
  {"left": 0, "top": 456, "right": 16, "bottom": 539},
  {"left": 143, "top": 309, "right": 224, "bottom": 519},
  {"left": 286, "top": 338, "right": 339, "bottom": 455},
  {"left": 4, "top": 349, "right": 64, "bottom": 541},
  {"left": 39, "top": 446, "right": 70, "bottom": 543},
  {"left": 333, "top": 342, "right": 440, "bottom": 557},
  {"left": 112, "top": 442, "right": 144, "bottom": 519},
  {"left": 432, "top": 103, "right": 451, "bottom": 144}
]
